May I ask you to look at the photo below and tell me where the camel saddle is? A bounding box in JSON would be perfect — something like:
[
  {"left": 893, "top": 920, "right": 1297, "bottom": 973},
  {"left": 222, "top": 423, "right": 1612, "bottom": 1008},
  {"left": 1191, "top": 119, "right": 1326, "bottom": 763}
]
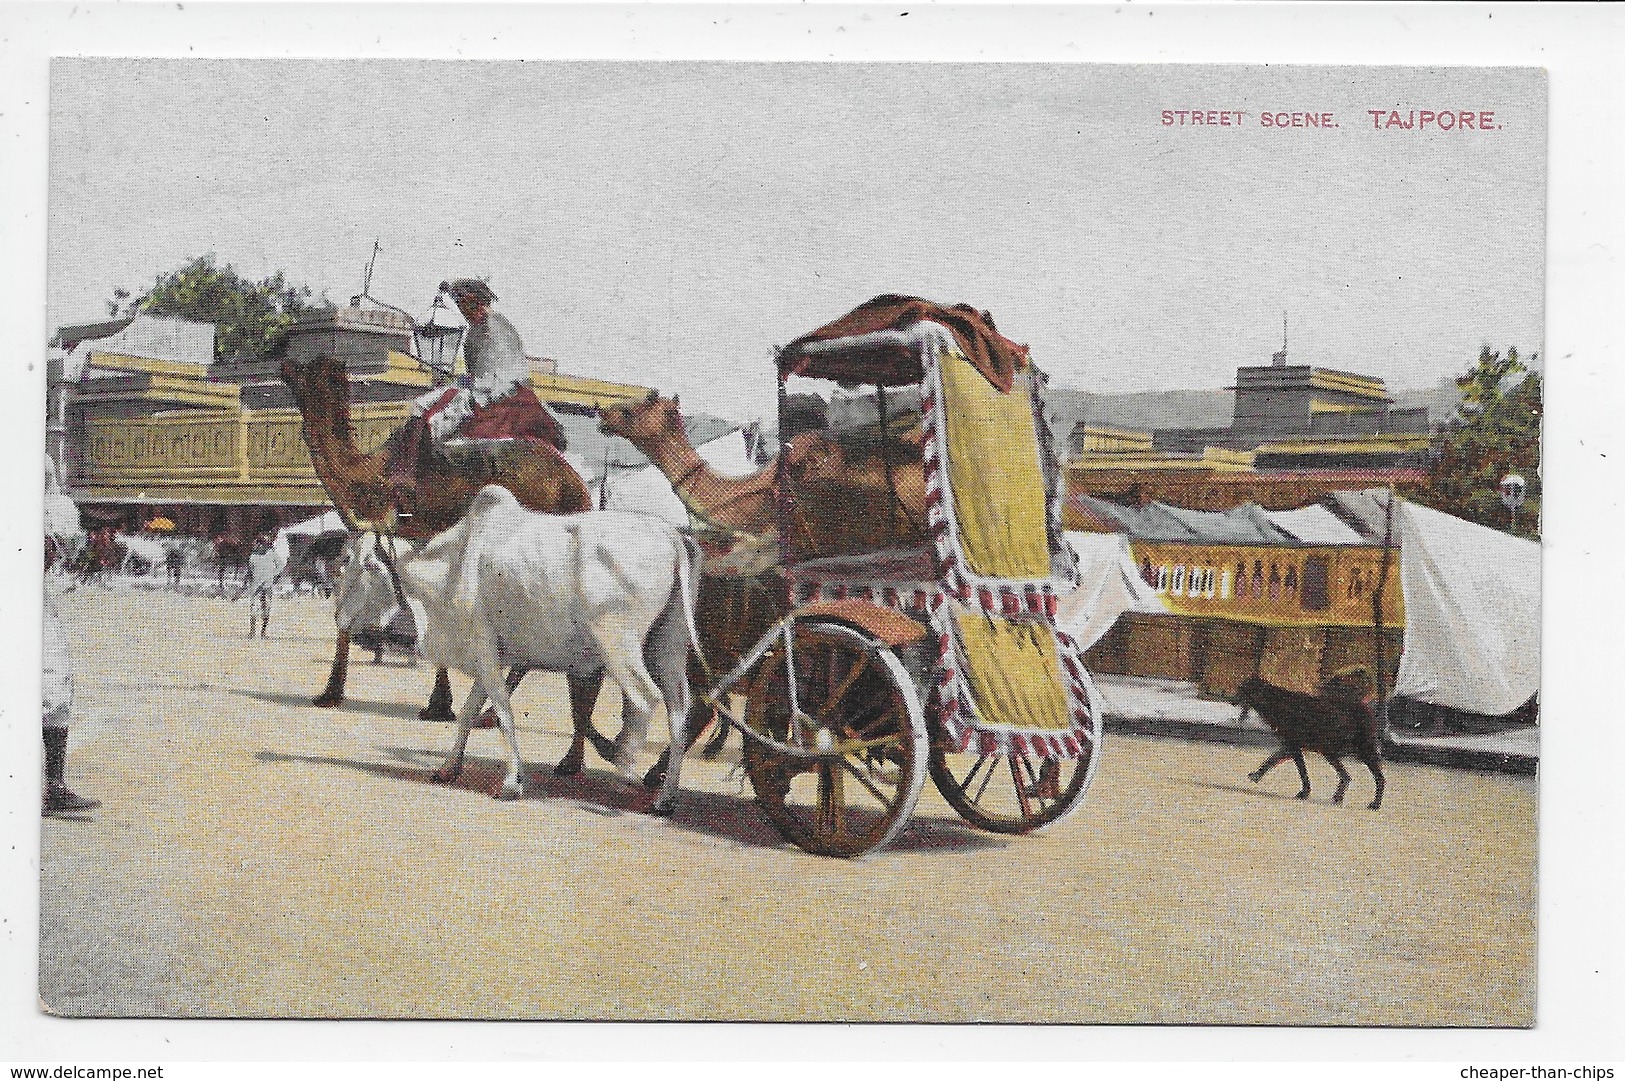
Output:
[{"left": 424, "top": 436, "right": 548, "bottom": 484}]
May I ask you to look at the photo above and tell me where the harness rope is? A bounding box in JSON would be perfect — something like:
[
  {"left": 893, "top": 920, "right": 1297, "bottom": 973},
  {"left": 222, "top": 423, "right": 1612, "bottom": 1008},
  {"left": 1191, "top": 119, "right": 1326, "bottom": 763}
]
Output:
[
  {"left": 665, "top": 456, "right": 771, "bottom": 544},
  {"left": 372, "top": 532, "right": 414, "bottom": 615}
]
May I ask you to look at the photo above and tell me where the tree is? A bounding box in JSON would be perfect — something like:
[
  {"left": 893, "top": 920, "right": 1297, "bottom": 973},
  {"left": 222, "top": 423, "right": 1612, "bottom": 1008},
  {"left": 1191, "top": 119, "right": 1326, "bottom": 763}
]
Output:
[
  {"left": 107, "top": 254, "right": 327, "bottom": 359},
  {"left": 1428, "top": 346, "right": 1542, "bottom": 537}
]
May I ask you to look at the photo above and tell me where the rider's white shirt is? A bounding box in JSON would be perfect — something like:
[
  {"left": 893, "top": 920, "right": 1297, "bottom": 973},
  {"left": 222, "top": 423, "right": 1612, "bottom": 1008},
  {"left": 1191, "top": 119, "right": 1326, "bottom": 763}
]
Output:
[
  {"left": 462, "top": 310, "right": 530, "bottom": 401},
  {"left": 411, "top": 309, "right": 552, "bottom": 440}
]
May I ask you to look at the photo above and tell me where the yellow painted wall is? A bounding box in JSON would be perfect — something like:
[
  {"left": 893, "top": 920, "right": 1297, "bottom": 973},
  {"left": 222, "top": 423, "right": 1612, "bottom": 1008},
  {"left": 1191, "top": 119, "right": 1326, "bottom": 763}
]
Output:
[
  {"left": 70, "top": 368, "right": 649, "bottom": 507},
  {"left": 1130, "top": 540, "right": 1404, "bottom": 629}
]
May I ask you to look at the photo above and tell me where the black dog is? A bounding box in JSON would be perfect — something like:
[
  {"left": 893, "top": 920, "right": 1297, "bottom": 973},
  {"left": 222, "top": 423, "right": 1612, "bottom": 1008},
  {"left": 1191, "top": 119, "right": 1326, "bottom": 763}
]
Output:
[{"left": 1235, "top": 676, "right": 1385, "bottom": 810}]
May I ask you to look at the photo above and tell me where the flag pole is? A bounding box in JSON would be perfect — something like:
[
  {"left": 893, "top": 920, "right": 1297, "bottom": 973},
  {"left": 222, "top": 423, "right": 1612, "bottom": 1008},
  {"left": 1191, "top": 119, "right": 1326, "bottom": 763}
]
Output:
[{"left": 1372, "top": 484, "right": 1396, "bottom": 741}]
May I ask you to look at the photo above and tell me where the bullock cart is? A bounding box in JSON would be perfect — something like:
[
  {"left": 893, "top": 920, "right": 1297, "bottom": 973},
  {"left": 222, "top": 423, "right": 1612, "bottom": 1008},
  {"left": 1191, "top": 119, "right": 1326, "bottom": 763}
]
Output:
[{"left": 698, "top": 311, "right": 1103, "bottom": 857}]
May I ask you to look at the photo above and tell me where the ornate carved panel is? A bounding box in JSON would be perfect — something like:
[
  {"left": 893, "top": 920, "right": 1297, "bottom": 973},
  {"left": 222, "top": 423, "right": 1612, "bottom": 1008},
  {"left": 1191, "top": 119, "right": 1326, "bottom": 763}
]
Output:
[{"left": 85, "top": 413, "right": 240, "bottom": 480}]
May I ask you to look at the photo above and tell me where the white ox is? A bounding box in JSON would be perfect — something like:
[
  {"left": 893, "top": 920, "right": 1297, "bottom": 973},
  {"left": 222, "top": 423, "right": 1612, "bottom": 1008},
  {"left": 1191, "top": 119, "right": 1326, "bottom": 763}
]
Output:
[{"left": 342, "top": 485, "right": 703, "bottom": 814}]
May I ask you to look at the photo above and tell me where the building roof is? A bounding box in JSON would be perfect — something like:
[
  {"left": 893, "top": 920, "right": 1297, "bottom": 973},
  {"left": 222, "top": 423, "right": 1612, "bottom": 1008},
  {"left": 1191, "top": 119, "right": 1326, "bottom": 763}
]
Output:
[
  {"left": 1321, "top": 487, "right": 1399, "bottom": 542},
  {"left": 1075, "top": 496, "right": 1295, "bottom": 545},
  {"left": 53, "top": 317, "right": 136, "bottom": 350},
  {"left": 1262, "top": 504, "right": 1368, "bottom": 545},
  {"left": 1231, "top": 363, "right": 1395, "bottom": 403},
  {"left": 55, "top": 314, "right": 216, "bottom": 381},
  {"left": 1077, "top": 493, "right": 1376, "bottom": 547}
]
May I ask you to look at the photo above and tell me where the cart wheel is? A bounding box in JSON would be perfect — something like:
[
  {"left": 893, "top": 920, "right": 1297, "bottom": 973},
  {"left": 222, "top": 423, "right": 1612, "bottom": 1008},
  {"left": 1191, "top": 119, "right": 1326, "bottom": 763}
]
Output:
[
  {"left": 928, "top": 668, "right": 1104, "bottom": 834},
  {"left": 740, "top": 620, "right": 928, "bottom": 858}
]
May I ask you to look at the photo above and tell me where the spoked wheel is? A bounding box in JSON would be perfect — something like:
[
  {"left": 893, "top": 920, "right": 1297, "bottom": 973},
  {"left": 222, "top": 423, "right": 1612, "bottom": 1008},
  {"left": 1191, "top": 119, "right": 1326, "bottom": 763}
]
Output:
[
  {"left": 739, "top": 620, "right": 928, "bottom": 858},
  {"left": 928, "top": 668, "right": 1105, "bottom": 835}
]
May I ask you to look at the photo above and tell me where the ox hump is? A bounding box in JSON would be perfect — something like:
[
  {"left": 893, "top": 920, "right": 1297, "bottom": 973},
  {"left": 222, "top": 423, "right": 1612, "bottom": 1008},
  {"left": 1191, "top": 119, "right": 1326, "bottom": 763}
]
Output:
[{"left": 469, "top": 484, "right": 521, "bottom": 519}]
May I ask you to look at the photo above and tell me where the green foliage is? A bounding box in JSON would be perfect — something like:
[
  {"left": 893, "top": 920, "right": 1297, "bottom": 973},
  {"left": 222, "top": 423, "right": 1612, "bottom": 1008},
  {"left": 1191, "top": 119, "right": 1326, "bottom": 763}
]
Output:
[
  {"left": 1428, "top": 346, "right": 1542, "bottom": 537},
  {"left": 108, "top": 254, "right": 327, "bottom": 359}
]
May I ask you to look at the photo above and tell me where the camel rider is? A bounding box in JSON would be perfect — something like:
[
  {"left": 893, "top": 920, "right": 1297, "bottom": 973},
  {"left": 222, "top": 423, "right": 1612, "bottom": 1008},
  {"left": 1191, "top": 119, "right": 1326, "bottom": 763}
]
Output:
[{"left": 387, "top": 279, "right": 567, "bottom": 507}]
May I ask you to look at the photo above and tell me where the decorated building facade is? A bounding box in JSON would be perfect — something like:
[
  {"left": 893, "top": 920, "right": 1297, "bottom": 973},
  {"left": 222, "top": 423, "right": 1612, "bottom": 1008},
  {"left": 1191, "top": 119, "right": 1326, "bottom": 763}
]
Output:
[
  {"left": 50, "top": 306, "right": 652, "bottom": 539},
  {"left": 1073, "top": 492, "right": 1405, "bottom": 697}
]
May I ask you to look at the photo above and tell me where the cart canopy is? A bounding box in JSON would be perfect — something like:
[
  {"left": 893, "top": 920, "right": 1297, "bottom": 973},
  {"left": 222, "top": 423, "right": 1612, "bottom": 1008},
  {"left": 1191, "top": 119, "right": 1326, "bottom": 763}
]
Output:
[
  {"left": 779, "top": 294, "right": 1031, "bottom": 391},
  {"left": 786, "top": 304, "right": 1092, "bottom": 759}
]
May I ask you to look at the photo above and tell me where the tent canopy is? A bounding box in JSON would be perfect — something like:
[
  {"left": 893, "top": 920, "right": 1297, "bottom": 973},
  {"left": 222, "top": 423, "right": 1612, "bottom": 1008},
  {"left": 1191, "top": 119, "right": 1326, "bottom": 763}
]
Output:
[
  {"left": 1263, "top": 504, "right": 1367, "bottom": 545},
  {"left": 556, "top": 409, "right": 738, "bottom": 485},
  {"left": 593, "top": 428, "right": 758, "bottom": 527},
  {"left": 1055, "top": 531, "right": 1166, "bottom": 652},
  {"left": 1393, "top": 497, "right": 1540, "bottom": 716},
  {"left": 1074, "top": 496, "right": 1303, "bottom": 545},
  {"left": 279, "top": 510, "right": 348, "bottom": 538}
]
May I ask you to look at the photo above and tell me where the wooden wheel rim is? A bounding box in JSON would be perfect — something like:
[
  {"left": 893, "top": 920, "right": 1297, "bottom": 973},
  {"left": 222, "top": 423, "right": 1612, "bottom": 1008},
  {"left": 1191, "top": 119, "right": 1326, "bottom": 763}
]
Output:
[
  {"left": 740, "top": 621, "right": 927, "bottom": 858},
  {"left": 928, "top": 667, "right": 1105, "bottom": 834}
]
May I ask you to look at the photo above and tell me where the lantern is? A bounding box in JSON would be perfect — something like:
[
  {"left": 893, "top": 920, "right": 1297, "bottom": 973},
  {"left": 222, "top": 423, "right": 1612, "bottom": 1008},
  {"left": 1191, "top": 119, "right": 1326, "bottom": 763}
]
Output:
[
  {"left": 413, "top": 290, "right": 466, "bottom": 382},
  {"left": 1498, "top": 473, "right": 1527, "bottom": 532}
]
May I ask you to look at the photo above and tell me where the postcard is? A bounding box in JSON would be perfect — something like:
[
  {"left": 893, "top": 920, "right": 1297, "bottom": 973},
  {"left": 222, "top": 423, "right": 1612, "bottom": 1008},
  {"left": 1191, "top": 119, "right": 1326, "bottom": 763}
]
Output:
[{"left": 37, "top": 56, "right": 1544, "bottom": 1028}]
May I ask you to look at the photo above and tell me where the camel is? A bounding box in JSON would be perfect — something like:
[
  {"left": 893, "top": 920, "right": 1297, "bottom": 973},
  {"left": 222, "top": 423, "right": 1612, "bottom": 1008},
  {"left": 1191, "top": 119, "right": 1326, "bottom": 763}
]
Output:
[
  {"left": 598, "top": 391, "right": 928, "bottom": 561},
  {"left": 597, "top": 390, "right": 932, "bottom": 773},
  {"left": 281, "top": 354, "right": 625, "bottom": 777}
]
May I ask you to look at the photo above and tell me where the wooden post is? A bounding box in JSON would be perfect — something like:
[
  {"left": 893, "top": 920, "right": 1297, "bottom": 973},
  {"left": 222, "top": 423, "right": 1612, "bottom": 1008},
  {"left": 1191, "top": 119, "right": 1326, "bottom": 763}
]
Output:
[
  {"left": 1372, "top": 485, "right": 1396, "bottom": 740},
  {"left": 877, "top": 384, "right": 898, "bottom": 545},
  {"left": 774, "top": 362, "right": 794, "bottom": 606}
]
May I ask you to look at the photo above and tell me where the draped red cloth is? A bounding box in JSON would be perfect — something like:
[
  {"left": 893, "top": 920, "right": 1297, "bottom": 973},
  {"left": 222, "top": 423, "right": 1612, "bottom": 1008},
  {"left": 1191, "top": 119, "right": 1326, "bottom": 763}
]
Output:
[
  {"left": 424, "top": 383, "right": 567, "bottom": 450},
  {"left": 780, "top": 294, "right": 1031, "bottom": 393}
]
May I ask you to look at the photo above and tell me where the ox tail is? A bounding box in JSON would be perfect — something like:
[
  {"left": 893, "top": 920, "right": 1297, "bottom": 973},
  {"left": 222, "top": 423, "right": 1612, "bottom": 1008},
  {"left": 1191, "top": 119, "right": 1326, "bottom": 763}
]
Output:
[{"left": 675, "top": 533, "right": 708, "bottom": 679}]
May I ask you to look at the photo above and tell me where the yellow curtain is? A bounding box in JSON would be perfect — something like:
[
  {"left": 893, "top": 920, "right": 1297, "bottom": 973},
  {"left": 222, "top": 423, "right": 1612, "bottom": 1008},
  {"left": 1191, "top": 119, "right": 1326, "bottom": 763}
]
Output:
[
  {"left": 940, "top": 352, "right": 1050, "bottom": 579},
  {"left": 953, "top": 609, "right": 1073, "bottom": 733}
]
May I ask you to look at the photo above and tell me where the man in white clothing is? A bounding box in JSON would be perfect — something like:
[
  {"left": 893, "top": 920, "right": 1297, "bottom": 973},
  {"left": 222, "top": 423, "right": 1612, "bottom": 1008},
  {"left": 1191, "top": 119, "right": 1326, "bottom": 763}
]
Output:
[
  {"left": 386, "top": 279, "right": 566, "bottom": 509},
  {"left": 44, "top": 459, "right": 98, "bottom": 814}
]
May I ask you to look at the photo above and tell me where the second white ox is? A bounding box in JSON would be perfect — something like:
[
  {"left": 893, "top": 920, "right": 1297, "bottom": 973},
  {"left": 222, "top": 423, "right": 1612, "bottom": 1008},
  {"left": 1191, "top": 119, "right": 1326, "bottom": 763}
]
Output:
[{"left": 340, "top": 485, "right": 703, "bottom": 814}]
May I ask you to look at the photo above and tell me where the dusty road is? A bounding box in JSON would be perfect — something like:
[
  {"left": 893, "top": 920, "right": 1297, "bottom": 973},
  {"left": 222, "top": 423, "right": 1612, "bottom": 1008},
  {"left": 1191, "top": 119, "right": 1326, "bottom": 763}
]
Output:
[{"left": 38, "top": 583, "right": 1536, "bottom": 1024}]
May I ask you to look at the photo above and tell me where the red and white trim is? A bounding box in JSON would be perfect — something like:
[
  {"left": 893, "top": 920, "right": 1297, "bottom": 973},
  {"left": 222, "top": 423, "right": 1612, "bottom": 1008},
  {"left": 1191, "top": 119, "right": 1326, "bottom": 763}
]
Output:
[
  {"left": 792, "top": 574, "right": 1096, "bottom": 761},
  {"left": 918, "top": 343, "right": 1067, "bottom": 619},
  {"left": 928, "top": 605, "right": 1098, "bottom": 761},
  {"left": 780, "top": 321, "right": 1097, "bottom": 760}
]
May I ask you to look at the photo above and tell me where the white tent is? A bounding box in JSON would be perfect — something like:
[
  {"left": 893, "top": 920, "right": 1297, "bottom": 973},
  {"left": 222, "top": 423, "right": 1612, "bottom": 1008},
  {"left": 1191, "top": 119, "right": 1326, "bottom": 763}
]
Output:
[
  {"left": 1263, "top": 504, "right": 1366, "bottom": 545},
  {"left": 263, "top": 510, "right": 349, "bottom": 574},
  {"left": 279, "top": 510, "right": 347, "bottom": 538},
  {"left": 1393, "top": 499, "right": 1540, "bottom": 716},
  {"left": 1056, "top": 531, "right": 1167, "bottom": 652},
  {"left": 592, "top": 429, "right": 760, "bottom": 526}
]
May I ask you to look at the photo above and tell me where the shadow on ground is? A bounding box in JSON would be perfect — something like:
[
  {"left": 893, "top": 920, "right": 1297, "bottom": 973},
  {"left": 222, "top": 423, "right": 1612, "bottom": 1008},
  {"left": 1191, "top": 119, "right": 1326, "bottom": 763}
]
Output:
[
  {"left": 1176, "top": 776, "right": 1381, "bottom": 809},
  {"left": 256, "top": 746, "right": 1006, "bottom": 855},
  {"left": 225, "top": 686, "right": 429, "bottom": 723}
]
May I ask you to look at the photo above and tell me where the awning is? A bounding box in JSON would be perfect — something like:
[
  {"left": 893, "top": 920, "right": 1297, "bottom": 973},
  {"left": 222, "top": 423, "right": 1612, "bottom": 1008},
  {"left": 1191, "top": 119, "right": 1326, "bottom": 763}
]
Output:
[
  {"left": 1056, "top": 531, "right": 1167, "bottom": 652},
  {"left": 1393, "top": 499, "right": 1540, "bottom": 716},
  {"left": 779, "top": 295, "right": 1030, "bottom": 391}
]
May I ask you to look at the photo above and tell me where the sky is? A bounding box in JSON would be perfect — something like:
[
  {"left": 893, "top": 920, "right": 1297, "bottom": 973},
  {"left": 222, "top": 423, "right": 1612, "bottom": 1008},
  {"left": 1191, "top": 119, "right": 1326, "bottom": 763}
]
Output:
[{"left": 47, "top": 60, "right": 1546, "bottom": 423}]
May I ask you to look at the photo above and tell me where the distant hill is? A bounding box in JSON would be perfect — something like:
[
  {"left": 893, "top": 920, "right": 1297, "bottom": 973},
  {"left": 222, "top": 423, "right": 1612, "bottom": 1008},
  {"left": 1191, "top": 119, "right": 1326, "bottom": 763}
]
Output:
[
  {"left": 1390, "top": 377, "right": 1465, "bottom": 425},
  {"left": 1044, "top": 386, "right": 1234, "bottom": 436}
]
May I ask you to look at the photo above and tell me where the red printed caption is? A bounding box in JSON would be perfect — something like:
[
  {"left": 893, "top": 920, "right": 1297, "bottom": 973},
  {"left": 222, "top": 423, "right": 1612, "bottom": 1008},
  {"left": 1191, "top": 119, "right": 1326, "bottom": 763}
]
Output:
[
  {"left": 1160, "top": 110, "right": 1338, "bottom": 129},
  {"left": 1160, "top": 109, "right": 1505, "bottom": 132},
  {"left": 1368, "top": 109, "right": 1500, "bottom": 131}
]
